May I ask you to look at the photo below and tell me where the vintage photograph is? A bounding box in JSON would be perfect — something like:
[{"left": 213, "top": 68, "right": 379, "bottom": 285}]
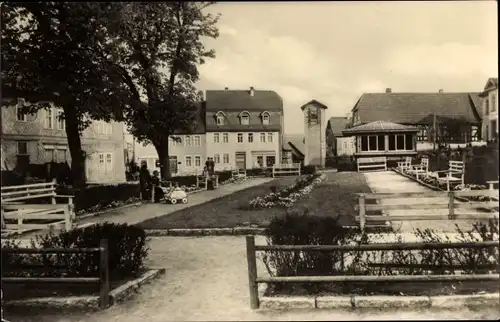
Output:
[{"left": 1, "top": 1, "right": 498, "bottom": 321}]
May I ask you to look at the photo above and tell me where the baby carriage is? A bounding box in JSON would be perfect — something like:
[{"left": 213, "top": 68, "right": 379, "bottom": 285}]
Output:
[{"left": 164, "top": 186, "right": 188, "bottom": 204}]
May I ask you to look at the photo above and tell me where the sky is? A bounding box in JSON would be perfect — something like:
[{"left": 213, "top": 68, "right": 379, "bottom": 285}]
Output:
[{"left": 196, "top": 1, "right": 498, "bottom": 134}]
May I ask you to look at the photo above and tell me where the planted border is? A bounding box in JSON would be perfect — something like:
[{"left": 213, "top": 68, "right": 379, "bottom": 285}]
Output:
[{"left": 247, "top": 174, "right": 325, "bottom": 209}]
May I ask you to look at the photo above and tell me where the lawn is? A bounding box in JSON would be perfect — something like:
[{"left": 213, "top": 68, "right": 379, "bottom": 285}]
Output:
[{"left": 136, "top": 172, "right": 380, "bottom": 229}]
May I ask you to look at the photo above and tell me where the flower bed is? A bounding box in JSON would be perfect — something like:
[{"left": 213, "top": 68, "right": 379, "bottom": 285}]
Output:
[{"left": 248, "top": 174, "right": 325, "bottom": 209}]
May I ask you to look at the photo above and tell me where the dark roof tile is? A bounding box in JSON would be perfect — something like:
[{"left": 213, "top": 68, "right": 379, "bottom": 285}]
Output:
[
  {"left": 205, "top": 90, "right": 283, "bottom": 112},
  {"left": 328, "top": 117, "right": 348, "bottom": 137}
]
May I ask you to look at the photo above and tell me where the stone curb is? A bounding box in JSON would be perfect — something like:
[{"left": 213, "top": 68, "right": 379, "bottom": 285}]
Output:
[
  {"left": 145, "top": 227, "right": 266, "bottom": 237},
  {"left": 258, "top": 293, "right": 500, "bottom": 310},
  {"left": 3, "top": 268, "right": 165, "bottom": 310}
]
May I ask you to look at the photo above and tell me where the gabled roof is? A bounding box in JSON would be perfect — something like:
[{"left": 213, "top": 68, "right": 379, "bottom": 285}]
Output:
[
  {"left": 327, "top": 117, "right": 348, "bottom": 137},
  {"left": 205, "top": 89, "right": 283, "bottom": 111},
  {"left": 300, "top": 99, "right": 328, "bottom": 110},
  {"left": 283, "top": 134, "right": 305, "bottom": 155},
  {"left": 342, "top": 121, "right": 418, "bottom": 135},
  {"left": 484, "top": 77, "right": 498, "bottom": 90},
  {"left": 352, "top": 92, "right": 481, "bottom": 124}
]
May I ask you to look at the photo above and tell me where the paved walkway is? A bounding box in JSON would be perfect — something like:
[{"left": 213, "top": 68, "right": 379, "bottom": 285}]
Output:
[
  {"left": 5, "top": 237, "right": 499, "bottom": 322},
  {"left": 15, "top": 178, "right": 274, "bottom": 241},
  {"left": 363, "top": 171, "right": 479, "bottom": 233}
]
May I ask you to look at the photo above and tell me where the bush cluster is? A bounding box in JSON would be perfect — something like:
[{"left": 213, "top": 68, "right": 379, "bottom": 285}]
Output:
[{"left": 2, "top": 223, "right": 150, "bottom": 281}]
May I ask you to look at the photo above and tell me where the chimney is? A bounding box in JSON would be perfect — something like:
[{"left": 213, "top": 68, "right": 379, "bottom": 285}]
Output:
[
  {"left": 249, "top": 86, "right": 255, "bottom": 97},
  {"left": 439, "top": 89, "right": 443, "bottom": 93},
  {"left": 385, "top": 88, "right": 392, "bottom": 93},
  {"left": 224, "top": 87, "right": 228, "bottom": 90}
]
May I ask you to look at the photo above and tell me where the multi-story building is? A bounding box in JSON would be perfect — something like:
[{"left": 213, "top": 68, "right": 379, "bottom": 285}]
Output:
[
  {"left": 134, "top": 103, "right": 206, "bottom": 175},
  {"left": 133, "top": 87, "right": 284, "bottom": 173},
  {"left": 1, "top": 98, "right": 126, "bottom": 183},
  {"left": 205, "top": 87, "right": 283, "bottom": 170},
  {"left": 479, "top": 77, "right": 498, "bottom": 141}
]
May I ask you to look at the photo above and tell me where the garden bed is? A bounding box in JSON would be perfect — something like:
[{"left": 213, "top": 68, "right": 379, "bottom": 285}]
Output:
[{"left": 136, "top": 172, "right": 387, "bottom": 230}]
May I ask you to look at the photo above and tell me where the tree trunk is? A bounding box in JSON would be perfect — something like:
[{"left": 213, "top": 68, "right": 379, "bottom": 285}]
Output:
[
  {"left": 63, "top": 105, "right": 86, "bottom": 188},
  {"left": 155, "top": 142, "right": 170, "bottom": 180}
]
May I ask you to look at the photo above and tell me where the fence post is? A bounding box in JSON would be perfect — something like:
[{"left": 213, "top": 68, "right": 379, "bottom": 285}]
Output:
[
  {"left": 64, "top": 205, "right": 72, "bottom": 231},
  {"left": 100, "top": 239, "right": 110, "bottom": 309},
  {"left": 246, "top": 235, "right": 259, "bottom": 309},
  {"left": 358, "top": 194, "right": 366, "bottom": 231},
  {"left": 448, "top": 191, "right": 455, "bottom": 220}
]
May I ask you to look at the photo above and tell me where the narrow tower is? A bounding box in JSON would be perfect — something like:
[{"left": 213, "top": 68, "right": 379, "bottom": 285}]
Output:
[{"left": 301, "top": 100, "right": 328, "bottom": 167}]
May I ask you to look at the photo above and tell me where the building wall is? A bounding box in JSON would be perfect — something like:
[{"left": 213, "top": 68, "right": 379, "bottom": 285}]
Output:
[
  {"left": 206, "top": 131, "right": 280, "bottom": 171},
  {"left": 134, "top": 134, "right": 207, "bottom": 176},
  {"left": 482, "top": 88, "right": 499, "bottom": 140},
  {"left": 1, "top": 103, "right": 126, "bottom": 183},
  {"left": 303, "top": 104, "right": 327, "bottom": 167},
  {"left": 336, "top": 137, "right": 356, "bottom": 156}
]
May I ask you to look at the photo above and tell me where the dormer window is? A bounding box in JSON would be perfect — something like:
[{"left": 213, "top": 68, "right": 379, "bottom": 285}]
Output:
[
  {"left": 239, "top": 111, "right": 250, "bottom": 125},
  {"left": 261, "top": 111, "right": 271, "bottom": 125},
  {"left": 215, "top": 111, "right": 225, "bottom": 126}
]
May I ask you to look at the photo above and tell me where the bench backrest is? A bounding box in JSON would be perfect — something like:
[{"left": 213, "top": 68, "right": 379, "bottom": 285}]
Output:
[
  {"left": 357, "top": 157, "right": 387, "bottom": 164},
  {"left": 448, "top": 161, "right": 464, "bottom": 180},
  {"left": 1, "top": 182, "right": 56, "bottom": 203}
]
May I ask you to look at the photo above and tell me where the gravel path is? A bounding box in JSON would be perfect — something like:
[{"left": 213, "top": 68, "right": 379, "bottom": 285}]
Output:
[
  {"left": 5, "top": 237, "right": 499, "bottom": 321},
  {"left": 363, "top": 171, "right": 479, "bottom": 233}
]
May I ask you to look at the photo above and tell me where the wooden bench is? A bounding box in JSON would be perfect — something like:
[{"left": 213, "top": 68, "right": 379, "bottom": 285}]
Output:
[
  {"left": 1, "top": 181, "right": 75, "bottom": 233},
  {"left": 196, "top": 174, "right": 219, "bottom": 190},
  {"left": 272, "top": 163, "right": 301, "bottom": 178},
  {"left": 357, "top": 157, "right": 387, "bottom": 173},
  {"left": 397, "top": 156, "right": 412, "bottom": 172},
  {"left": 409, "top": 157, "right": 429, "bottom": 180},
  {"left": 232, "top": 169, "right": 247, "bottom": 180},
  {"left": 436, "top": 161, "right": 464, "bottom": 192}
]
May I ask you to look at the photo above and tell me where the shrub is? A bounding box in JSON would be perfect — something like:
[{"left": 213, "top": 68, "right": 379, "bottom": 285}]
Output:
[
  {"left": 2, "top": 223, "right": 150, "bottom": 280},
  {"left": 57, "top": 183, "right": 141, "bottom": 215},
  {"left": 302, "top": 165, "right": 316, "bottom": 174}
]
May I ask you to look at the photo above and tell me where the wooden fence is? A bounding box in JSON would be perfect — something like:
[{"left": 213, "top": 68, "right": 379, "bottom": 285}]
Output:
[
  {"left": 1, "top": 239, "right": 110, "bottom": 309},
  {"left": 245, "top": 235, "right": 499, "bottom": 309},
  {"left": 356, "top": 190, "right": 499, "bottom": 230}
]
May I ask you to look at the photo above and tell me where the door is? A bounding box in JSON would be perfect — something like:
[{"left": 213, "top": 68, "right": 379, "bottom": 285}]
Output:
[
  {"left": 235, "top": 152, "right": 246, "bottom": 169},
  {"left": 169, "top": 156, "right": 178, "bottom": 174}
]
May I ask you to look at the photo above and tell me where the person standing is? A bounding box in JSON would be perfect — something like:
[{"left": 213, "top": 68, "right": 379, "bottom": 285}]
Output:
[
  {"left": 151, "top": 170, "right": 164, "bottom": 203},
  {"left": 139, "top": 164, "right": 152, "bottom": 201}
]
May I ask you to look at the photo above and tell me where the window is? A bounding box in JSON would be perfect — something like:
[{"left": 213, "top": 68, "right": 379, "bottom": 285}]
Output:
[
  {"left": 195, "top": 155, "right": 201, "bottom": 167},
  {"left": 485, "top": 98, "right": 490, "bottom": 115},
  {"left": 99, "top": 153, "right": 105, "bottom": 171},
  {"left": 45, "top": 108, "right": 53, "bottom": 129},
  {"left": 170, "top": 137, "right": 179, "bottom": 146},
  {"left": 492, "top": 95, "right": 497, "bottom": 112},
  {"left": 216, "top": 113, "right": 225, "bottom": 125},
  {"left": 17, "top": 142, "right": 28, "bottom": 155},
  {"left": 45, "top": 148, "right": 55, "bottom": 161},
  {"left": 185, "top": 156, "right": 192, "bottom": 167},
  {"left": 262, "top": 113, "right": 270, "bottom": 125},
  {"left": 213, "top": 133, "right": 220, "bottom": 143},
  {"left": 222, "top": 133, "right": 228, "bottom": 143},
  {"left": 260, "top": 133, "right": 266, "bottom": 143},
  {"left": 267, "top": 133, "right": 273, "bottom": 143},
  {"left": 360, "top": 135, "right": 385, "bottom": 152},
  {"left": 194, "top": 135, "right": 201, "bottom": 146},
  {"left": 56, "top": 109, "right": 65, "bottom": 130},
  {"left": 56, "top": 149, "right": 67, "bottom": 163},
  {"left": 248, "top": 133, "right": 253, "bottom": 143},
  {"left": 214, "top": 153, "right": 220, "bottom": 164},
  {"left": 343, "top": 142, "right": 347, "bottom": 150},
  {"left": 223, "top": 153, "right": 229, "bottom": 164},
  {"left": 471, "top": 126, "right": 479, "bottom": 142},
  {"left": 257, "top": 156, "right": 263, "bottom": 167},
  {"left": 106, "top": 153, "right": 113, "bottom": 171},
  {"left": 240, "top": 112, "right": 250, "bottom": 125},
  {"left": 16, "top": 99, "right": 27, "bottom": 121},
  {"left": 237, "top": 133, "right": 243, "bottom": 143},
  {"left": 266, "top": 156, "right": 276, "bottom": 168},
  {"left": 185, "top": 136, "right": 192, "bottom": 146},
  {"left": 417, "top": 126, "right": 428, "bottom": 141},
  {"left": 388, "top": 134, "right": 413, "bottom": 151}
]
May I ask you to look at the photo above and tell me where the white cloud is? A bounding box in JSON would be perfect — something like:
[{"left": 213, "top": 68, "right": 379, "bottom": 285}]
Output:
[
  {"left": 218, "top": 24, "right": 238, "bottom": 37},
  {"left": 385, "top": 42, "right": 498, "bottom": 77}
]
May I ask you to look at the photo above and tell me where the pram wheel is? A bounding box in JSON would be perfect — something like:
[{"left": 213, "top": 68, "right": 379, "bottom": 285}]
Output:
[{"left": 170, "top": 198, "right": 177, "bottom": 204}]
